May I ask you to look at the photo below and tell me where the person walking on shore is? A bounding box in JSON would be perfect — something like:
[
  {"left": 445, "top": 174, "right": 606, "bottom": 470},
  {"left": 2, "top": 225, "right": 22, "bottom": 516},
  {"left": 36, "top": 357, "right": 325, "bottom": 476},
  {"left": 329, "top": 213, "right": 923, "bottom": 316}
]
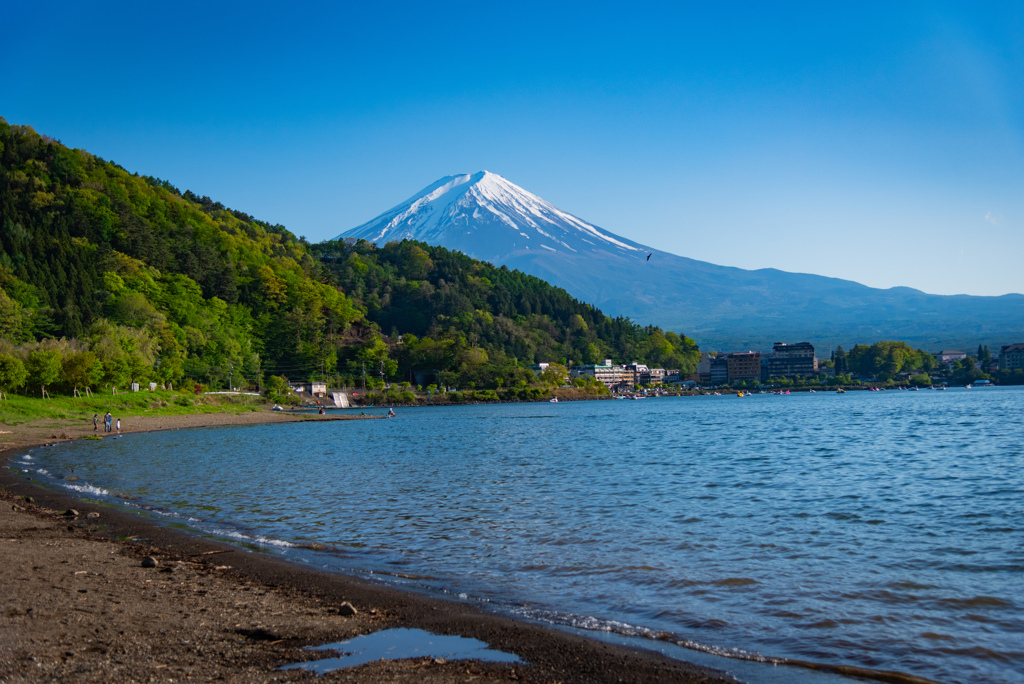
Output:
[
  {"left": 104, "top": 411, "right": 112, "bottom": 433},
  {"left": 116, "top": 418, "right": 121, "bottom": 433},
  {"left": 92, "top": 414, "right": 98, "bottom": 432}
]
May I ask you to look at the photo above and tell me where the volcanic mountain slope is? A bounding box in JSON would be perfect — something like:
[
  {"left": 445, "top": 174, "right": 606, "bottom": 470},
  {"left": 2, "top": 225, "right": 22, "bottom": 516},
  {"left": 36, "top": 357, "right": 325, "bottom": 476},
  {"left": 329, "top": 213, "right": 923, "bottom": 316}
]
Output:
[{"left": 338, "top": 172, "right": 1024, "bottom": 351}]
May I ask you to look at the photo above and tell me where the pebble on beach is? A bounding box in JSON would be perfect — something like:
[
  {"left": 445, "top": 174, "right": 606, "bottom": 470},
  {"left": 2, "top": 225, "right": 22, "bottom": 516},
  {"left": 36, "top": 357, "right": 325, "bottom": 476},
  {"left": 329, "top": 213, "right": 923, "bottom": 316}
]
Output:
[
  {"left": 64, "top": 509, "right": 79, "bottom": 517},
  {"left": 338, "top": 601, "right": 358, "bottom": 616},
  {"left": 141, "top": 556, "right": 158, "bottom": 568},
  {"left": 86, "top": 512, "right": 100, "bottom": 519}
]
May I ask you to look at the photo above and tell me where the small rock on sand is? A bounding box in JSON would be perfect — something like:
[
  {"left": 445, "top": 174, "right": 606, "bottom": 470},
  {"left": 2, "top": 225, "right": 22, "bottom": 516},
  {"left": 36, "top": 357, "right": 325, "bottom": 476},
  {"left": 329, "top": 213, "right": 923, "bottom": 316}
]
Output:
[
  {"left": 86, "top": 512, "right": 100, "bottom": 519},
  {"left": 12, "top": 504, "right": 24, "bottom": 512},
  {"left": 65, "top": 509, "right": 79, "bottom": 517},
  {"left": 142, "top": 556, "right": 158, "bottom": 568},
  {"left": 338, "top": 601, "right": 358, "bottom": 616}
]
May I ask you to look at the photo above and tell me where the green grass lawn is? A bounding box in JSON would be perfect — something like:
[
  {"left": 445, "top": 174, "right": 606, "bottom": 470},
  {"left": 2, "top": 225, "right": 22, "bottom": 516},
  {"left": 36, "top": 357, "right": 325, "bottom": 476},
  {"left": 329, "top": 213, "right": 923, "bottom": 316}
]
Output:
[{"left": 0, "top": 390, "right": 265, "bottom": 425}]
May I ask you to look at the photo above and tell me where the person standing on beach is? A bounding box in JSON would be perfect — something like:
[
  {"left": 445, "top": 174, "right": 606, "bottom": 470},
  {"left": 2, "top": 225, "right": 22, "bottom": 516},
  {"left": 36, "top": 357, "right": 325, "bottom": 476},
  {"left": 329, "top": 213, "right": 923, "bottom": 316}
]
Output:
[
  {"left": 93, "top": 414, "right": 98, "bottom": 431},
  {"left": 116, "top": 418, "right": 121, "bottom": 433},
  {"left": 104, "top": 411, "right": 112, "bottom": 432}
]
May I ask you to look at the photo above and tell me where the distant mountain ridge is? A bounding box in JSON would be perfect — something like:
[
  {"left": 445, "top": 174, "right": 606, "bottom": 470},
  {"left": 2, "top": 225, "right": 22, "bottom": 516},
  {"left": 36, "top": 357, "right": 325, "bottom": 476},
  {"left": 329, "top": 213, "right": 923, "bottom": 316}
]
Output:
[{"left": 338, "top": 172, "right": 1024, "bottom": 351}]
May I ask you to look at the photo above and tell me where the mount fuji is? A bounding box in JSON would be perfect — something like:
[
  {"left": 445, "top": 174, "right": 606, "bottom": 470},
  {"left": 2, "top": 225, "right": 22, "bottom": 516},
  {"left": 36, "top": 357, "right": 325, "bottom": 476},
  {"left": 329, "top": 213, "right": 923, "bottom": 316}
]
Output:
[{"left": 336, "top": 172, "right": 1024, "bottom": 351}]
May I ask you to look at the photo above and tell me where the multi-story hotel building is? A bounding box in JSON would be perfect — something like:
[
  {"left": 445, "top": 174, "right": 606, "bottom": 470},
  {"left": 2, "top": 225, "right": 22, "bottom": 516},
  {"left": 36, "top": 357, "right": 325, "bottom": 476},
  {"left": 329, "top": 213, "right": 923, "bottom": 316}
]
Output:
[
  {"left": 1000, "top": 343, "right": 1024, "bottom": 371},
  {"left": 767, "top": 342, "right": 818, "bottom": 379}
]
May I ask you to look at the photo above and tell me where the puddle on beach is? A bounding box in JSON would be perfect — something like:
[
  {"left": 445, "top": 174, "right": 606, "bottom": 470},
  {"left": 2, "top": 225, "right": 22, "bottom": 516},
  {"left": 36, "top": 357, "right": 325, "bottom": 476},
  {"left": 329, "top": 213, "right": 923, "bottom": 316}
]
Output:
[{"left": 280, "top": 628, "right": 523, "bottom": 674}]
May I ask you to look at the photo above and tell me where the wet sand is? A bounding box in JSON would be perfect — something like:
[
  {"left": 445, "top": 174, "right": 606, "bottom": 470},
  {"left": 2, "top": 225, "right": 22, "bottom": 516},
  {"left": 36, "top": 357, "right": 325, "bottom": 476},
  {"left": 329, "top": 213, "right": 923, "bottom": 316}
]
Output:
[{"left": 0, "top": 409, "right": 733, "bottom": 683}]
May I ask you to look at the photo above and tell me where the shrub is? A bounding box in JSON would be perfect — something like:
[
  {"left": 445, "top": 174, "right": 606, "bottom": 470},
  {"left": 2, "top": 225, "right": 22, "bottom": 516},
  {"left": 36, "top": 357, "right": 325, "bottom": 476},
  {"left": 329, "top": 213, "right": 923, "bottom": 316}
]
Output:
[{"left": 264, "top": 375, "right": 289, "bottom": 399}]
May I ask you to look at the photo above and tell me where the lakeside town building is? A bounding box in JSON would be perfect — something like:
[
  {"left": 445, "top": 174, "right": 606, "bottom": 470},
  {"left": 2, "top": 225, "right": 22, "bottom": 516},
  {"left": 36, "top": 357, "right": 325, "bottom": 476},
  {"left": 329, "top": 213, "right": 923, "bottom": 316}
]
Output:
[
  {"left": 767, "top": 342, "right": 818, "bottom": 379},
  {"left": 999, "top": 343, "right": 1024, "bottom": 371},
  {"left": 696, "top": 352, "right": 713, "bottom": 384},
  {"left": 571, "top": 360, "right": 625, "bottom": 388},
  {"left": 694, "top": 345, "right": 821, "bottom": 386},
  {"left": 726, "top": 351, "right": 761, "bottom": 383},
  {"left": 571, "top": 342, "right": 820, "bottom": 390},
  {"left": 937, "top": 350, "right": 968, "bottom": 365}
]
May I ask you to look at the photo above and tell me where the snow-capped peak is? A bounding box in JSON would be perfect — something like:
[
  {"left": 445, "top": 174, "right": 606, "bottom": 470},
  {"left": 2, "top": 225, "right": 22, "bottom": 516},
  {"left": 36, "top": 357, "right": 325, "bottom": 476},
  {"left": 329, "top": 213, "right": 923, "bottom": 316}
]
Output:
[{"left": 336, "top": 172, "right": 644, "bottom": 258}]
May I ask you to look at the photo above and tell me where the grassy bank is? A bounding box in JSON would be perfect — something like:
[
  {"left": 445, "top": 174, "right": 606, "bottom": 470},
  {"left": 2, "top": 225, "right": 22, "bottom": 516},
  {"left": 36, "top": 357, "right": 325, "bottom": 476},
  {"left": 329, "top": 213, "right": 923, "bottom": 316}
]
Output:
[{"left": 0, "top": 390, "right": 264, "bottom": 427}]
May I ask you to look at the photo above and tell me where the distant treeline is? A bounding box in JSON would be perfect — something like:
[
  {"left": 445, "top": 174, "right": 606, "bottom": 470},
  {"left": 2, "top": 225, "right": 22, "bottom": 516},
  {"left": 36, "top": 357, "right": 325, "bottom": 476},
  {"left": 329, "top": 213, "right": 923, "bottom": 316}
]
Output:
[{"left": 826, "top": 342, "right": 1021, "bottom": 386}]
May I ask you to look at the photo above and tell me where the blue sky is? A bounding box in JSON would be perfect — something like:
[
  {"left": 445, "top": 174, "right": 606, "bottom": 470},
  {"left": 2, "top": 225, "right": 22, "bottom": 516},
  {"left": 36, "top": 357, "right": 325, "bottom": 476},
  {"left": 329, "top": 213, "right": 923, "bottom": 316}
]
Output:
[{"left": 4, "top": 1, "right": 1022, "bottom": 295}]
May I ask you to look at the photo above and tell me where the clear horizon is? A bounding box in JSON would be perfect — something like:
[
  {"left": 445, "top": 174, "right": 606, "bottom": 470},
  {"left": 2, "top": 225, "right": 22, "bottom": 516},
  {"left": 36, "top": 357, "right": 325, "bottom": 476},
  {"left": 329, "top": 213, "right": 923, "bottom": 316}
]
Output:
[{"left": 3, "top": 1, "right": 1021, "bottom": 297}]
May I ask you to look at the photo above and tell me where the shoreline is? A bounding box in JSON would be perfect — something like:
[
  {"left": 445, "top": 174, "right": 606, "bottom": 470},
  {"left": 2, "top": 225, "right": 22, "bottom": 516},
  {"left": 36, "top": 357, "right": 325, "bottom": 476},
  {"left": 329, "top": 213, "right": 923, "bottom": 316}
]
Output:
[
  {"left": 0, "top": 408, "right": 943, "bottom": 684},
  {"left": 1, "top": 409, "right": 735, "bottom": 683}
]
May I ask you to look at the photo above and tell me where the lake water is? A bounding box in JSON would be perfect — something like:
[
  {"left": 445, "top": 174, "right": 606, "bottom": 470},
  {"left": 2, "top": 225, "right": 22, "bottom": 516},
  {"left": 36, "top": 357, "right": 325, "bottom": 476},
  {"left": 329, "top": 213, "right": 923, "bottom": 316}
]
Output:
[{"left": 17, "top": 388, "right": 1024, "bottom": 683}]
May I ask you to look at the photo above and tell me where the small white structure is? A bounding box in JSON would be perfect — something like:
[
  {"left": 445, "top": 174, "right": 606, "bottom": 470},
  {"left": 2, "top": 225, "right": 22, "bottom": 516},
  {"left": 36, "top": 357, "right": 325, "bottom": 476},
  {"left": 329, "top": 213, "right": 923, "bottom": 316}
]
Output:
[
  {"left": 332, "top": 392, "right": 350, "bottom": 408},
  {"left": 937, "top": 350, "right": 967, "bottom": 365}
]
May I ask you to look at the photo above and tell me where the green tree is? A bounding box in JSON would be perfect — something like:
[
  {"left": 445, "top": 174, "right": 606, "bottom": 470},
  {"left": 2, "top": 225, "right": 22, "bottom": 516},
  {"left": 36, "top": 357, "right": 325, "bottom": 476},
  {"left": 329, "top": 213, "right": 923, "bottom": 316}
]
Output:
[
  {"left": 539, "top": 362, "right": 569, "bottom": 385},
  {"left": 0, "top": 353, "right": 28, "bottom": 397},
  {"left": 61, "top": 350, "right": 103, "bottom": 393},
  {"left": 264, "top": 375, "right": 289, "bottom": 400},
  {"left": 152, "top": 322, "right": 186, "bottom": 384},
  {"left": 977, "top": 345, "right": 992, "bottom": 371},
  {"left": 353, "top": 335, "right": 398, "bottom": 378},
  {"left": 834, "top": 346, "right": 849, "bottom": 374},
  {"left": 26, "top": 349, "right": 63, "bottom": 396}
]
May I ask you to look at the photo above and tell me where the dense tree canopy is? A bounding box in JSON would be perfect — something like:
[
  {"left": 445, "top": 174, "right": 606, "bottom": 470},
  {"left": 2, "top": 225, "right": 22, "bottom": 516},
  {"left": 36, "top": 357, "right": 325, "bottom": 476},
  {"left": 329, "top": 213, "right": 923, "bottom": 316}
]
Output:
[
  {"left": 310, "top": 239, "right": 701, "bottom": 388},
  {"left": 0, "top": 119, "right": 700, "bottom": 393},
  {"left": 846, "top": 341, "right": 935, "bottom": 380}
]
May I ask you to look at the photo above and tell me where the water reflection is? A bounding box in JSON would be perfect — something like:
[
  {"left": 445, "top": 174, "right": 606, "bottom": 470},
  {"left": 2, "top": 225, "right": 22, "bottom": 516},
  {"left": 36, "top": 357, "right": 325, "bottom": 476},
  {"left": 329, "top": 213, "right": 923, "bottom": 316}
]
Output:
[{"left": 280, "top": 628, "right": 521, "bottom": 673}]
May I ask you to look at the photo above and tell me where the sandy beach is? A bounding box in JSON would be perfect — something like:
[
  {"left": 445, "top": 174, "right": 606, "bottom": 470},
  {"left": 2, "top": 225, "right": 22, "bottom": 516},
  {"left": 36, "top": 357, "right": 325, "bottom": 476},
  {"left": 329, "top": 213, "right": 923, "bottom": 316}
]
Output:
[{"left": 0, "top": 409, "right": 733, "bottom": 683}]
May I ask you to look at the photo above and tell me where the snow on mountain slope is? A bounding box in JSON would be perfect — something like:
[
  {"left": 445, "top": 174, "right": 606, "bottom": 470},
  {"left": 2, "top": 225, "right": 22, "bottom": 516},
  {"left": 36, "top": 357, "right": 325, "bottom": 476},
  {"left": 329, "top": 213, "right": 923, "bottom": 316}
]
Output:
[
  {"left": 336, "top": 172, "right": 1024, "bottom": 351},
  {"left": 337, "top": 171, "right": 645, "bottom": 261}
]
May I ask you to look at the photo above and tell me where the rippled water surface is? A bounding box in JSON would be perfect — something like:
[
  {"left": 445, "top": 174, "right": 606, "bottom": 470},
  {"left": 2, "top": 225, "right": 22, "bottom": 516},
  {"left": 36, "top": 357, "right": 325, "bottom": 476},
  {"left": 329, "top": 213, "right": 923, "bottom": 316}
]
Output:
[{"left": 22, "top": 388, "right": 1024, "bottom": 683}]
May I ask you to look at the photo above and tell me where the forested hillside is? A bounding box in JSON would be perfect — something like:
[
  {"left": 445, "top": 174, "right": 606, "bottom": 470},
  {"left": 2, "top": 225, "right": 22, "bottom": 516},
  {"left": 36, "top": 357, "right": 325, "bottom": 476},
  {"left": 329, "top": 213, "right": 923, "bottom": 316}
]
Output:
[
  {"left": 0, "top": 119, "right": 699, "bottom": 394},
  {"left": 311, "top": 239, "right": 700, "bottom": 388}
]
